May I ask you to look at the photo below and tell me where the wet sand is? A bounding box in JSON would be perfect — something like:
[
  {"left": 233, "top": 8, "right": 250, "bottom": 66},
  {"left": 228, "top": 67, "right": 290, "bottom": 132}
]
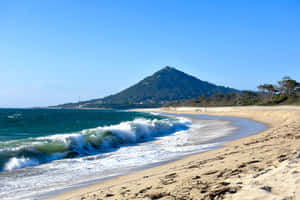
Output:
[{"left": 49, "top": 106, "right": 300, "bottom": 200}]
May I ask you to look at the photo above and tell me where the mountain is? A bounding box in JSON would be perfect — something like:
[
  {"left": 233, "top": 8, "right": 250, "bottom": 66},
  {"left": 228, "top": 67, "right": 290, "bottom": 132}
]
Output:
[{"left": 58, "top": 66, "right": 239, "bottom": 108}]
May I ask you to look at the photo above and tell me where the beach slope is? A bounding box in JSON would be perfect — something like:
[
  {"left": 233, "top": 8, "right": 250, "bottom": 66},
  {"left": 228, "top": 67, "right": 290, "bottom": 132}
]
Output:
[{"left": 49, "top": 106, "right": 300, "bottom": 200}]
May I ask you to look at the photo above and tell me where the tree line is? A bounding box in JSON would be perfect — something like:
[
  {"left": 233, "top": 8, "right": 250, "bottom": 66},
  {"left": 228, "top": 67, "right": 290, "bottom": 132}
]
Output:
[
  {"left": 165, "top": 76, "right": 300, "bottom": 107},
  {"left": 257, "top": 76, "right": 299, "bottom": 102}
]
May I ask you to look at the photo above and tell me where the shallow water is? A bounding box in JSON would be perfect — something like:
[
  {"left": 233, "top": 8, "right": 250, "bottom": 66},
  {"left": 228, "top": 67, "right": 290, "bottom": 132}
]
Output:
[{"left": 0, "top": 109, "right": 267, "bottom": 200}]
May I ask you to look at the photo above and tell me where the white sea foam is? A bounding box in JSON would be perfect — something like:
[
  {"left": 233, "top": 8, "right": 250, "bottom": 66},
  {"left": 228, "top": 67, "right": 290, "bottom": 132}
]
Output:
[
  {"left": 149, "top": 112, "right": 160, "bottom": 115},
  {"left": 0, "top": 117, "right": 191, "bottom": 172},
  {"left": 4, "top": 157, "right": 39, "bottom": 171},
  {"left": 0, "top": 115, "right": 258, "bottom": 200}
]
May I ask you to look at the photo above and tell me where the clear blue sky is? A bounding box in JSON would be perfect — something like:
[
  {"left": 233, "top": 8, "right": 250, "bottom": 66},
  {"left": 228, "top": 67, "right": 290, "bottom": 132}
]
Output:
[{"left": 1, "top": 0, "right": 300, "bottom": 107}]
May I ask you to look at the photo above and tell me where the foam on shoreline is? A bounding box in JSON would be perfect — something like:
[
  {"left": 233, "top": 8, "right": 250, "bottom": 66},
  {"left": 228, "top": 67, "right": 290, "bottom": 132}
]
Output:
[
  {"left": 42, "top": 114, "right": 266, "bottom": 200},
  {"left": 0, "top": 113, "right": 258, "bottom": 200},
  {"left": 47, "top": 106, "right": 300, "bottom": 200},
  {"left": 0, "top": 117, "right": 190, "bottom": 171}
]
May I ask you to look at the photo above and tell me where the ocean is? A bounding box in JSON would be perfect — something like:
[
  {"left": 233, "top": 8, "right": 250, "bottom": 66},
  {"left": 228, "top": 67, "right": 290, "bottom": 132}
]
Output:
[
  {"left": 0, "top": 108, "right": 266, "bottom": 200},
  {"left": 0, "top": 108, "right": 175, "bottom": 171}
]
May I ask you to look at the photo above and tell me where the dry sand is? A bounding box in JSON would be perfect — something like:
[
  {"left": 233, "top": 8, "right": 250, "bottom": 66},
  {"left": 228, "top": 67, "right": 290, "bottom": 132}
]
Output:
[{"left": 49, "top": 106, "right": 300, "bottom": 200}]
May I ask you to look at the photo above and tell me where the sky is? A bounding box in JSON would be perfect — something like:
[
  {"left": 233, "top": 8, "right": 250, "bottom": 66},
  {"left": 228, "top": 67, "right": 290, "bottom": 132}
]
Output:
[{"left": 1, "top": 0, "right": 300, "bottom": 107}]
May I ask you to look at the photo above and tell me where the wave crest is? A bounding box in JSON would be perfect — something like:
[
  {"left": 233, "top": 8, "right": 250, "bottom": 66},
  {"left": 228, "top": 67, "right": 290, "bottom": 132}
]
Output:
[
  {"left": 4, "top": 157, "right": 39, "bottom": 171},
  {"left": 0, "top": 117, "right": 191, "bottom": 171}
]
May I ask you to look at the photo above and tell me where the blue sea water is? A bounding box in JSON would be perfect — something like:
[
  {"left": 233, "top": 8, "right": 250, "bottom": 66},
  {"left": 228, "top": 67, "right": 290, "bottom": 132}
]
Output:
[
  {"left": 0, "top": 108, "right": 162, "bottom": 141},
  {"left": 0, "top": 108, "right": 184, "bottom": 171},
  {"left": 0, "top": 108, "right": 266, "bottom": 200}
]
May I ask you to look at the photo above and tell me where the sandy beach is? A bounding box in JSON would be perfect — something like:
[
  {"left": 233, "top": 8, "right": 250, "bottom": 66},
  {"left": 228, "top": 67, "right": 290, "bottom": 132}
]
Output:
[{"left": 49, "top": 106, "right": 300, "bottom": 200}]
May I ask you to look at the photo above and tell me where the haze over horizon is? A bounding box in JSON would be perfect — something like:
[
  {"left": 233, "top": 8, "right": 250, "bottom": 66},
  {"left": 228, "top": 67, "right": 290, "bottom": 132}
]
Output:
[{"left": 1, "top": 1, "right": 300, "bottom": 108}]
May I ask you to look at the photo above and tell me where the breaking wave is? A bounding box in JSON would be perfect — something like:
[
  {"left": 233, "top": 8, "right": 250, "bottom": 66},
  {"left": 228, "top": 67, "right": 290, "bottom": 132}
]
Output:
[{"left": 0, "top": 117, "right": 191, "bottom": 171}]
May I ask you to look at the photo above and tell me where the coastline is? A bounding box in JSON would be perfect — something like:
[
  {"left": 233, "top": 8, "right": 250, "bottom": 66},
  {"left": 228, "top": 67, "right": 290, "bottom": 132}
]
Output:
[
  {"left": 49, "top": 106, "right": 300, "bottom": 200},
  {"left": 41, "top": 115, "right": 258, "bottom": 200}
]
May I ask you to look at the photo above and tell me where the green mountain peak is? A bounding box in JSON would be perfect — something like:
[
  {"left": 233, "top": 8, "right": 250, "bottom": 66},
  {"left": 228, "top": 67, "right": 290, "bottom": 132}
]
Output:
[{"left": 57, "top": 66, "right": 239, "bottom": 109}]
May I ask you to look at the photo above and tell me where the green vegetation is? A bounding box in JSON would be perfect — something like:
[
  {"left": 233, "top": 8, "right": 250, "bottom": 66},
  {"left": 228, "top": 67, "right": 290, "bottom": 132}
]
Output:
[
  {"left": 56, "top": 68, "right": 299, "bottom": 109},
  {"left": 57, "top": 66, "right": 238, "bottom": 109},
  {"left": 166, "top": 76, "right": 300, "bottom": 107}
]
